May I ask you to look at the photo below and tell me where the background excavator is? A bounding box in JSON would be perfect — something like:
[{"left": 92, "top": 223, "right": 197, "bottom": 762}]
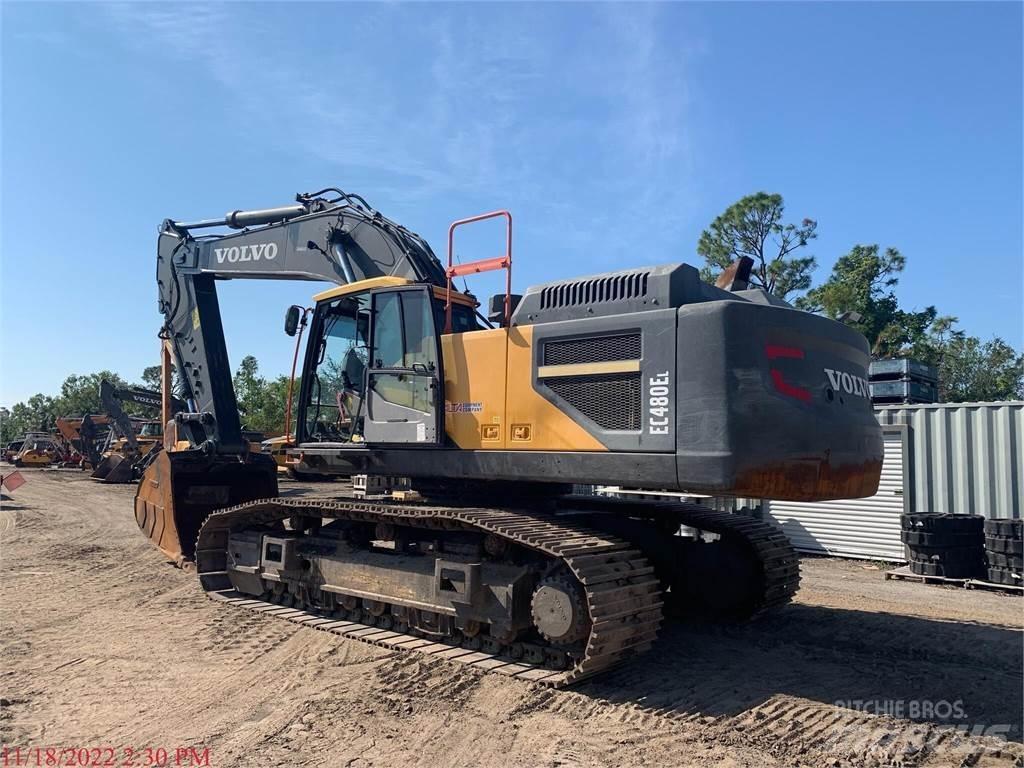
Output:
[
  {"left": 90, "top": 380, "right": 185, "bottom": 483},
  {"left": 136, "top": 187, "right": 882, "bottom": 684},
  {"left": 56, "top": 415, "right": 113, "bottom": 468}
]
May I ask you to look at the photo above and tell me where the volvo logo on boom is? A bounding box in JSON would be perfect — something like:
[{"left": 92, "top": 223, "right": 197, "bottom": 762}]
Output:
[
  {"left": 214, "top": 242, "right": 278, "bottom": 264},
  {"left": 825, "top": 367, "right": 869, "bottom": 398}
]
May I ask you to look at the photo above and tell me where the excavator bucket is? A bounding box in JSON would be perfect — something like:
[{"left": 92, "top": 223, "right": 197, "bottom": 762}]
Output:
[
  {"left": 90, "top": 453, "right": 134, "bottom": 483},
  {"left": 134, "top": 450, "right": 278, "bottom": 566}
]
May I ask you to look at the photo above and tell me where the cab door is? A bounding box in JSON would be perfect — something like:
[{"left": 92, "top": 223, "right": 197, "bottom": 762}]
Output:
[{"left": 363, "top": 286, "right": 443, "bottom": 445}]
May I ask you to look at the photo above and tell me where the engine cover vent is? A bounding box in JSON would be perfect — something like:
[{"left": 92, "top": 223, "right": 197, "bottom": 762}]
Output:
[
  {"left": 543, "top": 333, "right": 641, "bottom": 366},
  {"left": 545, "top": 373, "right": 641, "bottom": 431},
  {"left": 512, "top": 263, "right": 709, "bottom": 325},
  {"left": 540, "top": 272, "right": 650, "bottom": 310}
]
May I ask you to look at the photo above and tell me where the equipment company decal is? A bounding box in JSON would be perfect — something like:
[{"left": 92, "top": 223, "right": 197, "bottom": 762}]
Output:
[
  {"left": 214, "top": 243, "right": 278, "bottom": 264},
  {"left": 446, "top": 401, "right": 483, "bottom": 413}
]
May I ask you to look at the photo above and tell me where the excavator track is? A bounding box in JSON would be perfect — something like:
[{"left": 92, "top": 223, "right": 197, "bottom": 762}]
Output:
[
  {"left": 562, "top": 498, "right": 801, "bottom": 619},
  {"left": 195, "top": 497, "right": 664, "bottom": 686},
  {"left": 662, "top": 503, "right": 802, "bottom": 617},
  {"left": 195, "top": 497, "right": 800, "bottom": 685}
]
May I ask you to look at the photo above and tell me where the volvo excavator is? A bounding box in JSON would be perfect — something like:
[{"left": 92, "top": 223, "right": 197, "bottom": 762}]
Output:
[
  {"left": 90, "top": 380, "right": 185, "bottom": 483},
  {"left": 136, "top": 187, "right": 882, "bottom": 685}
]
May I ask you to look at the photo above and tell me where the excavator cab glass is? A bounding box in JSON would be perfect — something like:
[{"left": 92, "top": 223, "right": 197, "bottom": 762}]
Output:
[
  {"left": 304, "top": 293, "right": 371, "bottom": 442},
  {"left": 299, "top": 285, "right": 445, "bottom": 446},
  {"left": 362, "top": 286, "right": 442, "bottom": 444}
]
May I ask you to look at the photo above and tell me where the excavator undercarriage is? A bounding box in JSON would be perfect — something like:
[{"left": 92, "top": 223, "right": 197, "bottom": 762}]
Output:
[{"left": 195, "top": 492, "right": 798, "bottom": 685}]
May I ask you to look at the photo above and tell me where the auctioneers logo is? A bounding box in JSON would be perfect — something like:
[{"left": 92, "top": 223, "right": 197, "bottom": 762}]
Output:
[{"left": 214, "top": 243, "right": 278, "bottom": 264}]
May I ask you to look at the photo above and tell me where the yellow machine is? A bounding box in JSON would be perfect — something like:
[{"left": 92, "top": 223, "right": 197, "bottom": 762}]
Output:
[
  {"left": 135, "top": 188, "right": 882, "bottom": 685},
  {"left": 260, "top": 435, "right": 294, "bottom": 473},
  {"left": 13, "top": 436, "right": 62, "bottom": 467}
]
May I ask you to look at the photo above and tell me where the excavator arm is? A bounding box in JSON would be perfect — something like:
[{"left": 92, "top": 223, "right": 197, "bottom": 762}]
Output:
[
  {"left": 89, "top": 380, "right": 187, "bottom": 484},
  {"left": 99, "top": 379, "right": 185, "bottom": 453},
  {"left": 157, "top": 188, "right": 448, "bottom": 456},
  {"left": 140, "top": 188, "right": 453, "bottom": 564}
]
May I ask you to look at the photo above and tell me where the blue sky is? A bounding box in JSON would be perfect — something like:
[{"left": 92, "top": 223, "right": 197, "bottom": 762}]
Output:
[{"left": 2, "top": 2, "right": 1021, "bottom": 407}]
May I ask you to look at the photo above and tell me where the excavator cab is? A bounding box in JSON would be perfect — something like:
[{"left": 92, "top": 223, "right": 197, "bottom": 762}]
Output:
[{"left": 309, "top": 284, "right": 446, "bottom": 445}]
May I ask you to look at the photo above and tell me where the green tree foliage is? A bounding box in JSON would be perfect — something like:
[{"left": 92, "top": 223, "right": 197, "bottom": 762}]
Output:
[
  {"left": 935, "top": 336, "right": 1024, "bottom": 403},
  {"left": 800, "top": 244, "right": 1024, "bottom": 401},
  {"left": 0, "top": 372, "right": 137, "bottom": 445},
  {"left": 140, "top": 365, "right": 161, "bottom": 390},
  {"left": 797, "top": 245, "right": 940, "bottom": 358},
  {"left": 1, "top": 357, "right": 299, "bottom": 446},
  {"left": 58, "top": 371, "right": 133, "bottom": 418},
  {"left": 232, "top": 355, "right": 296, "bottom": 437},
  {"left": 2, "top": 394, "right": 59, "bottom": 445},
  {"left": 910, "top": 319, "right": 1024, "bottom": 402},
  {"left": 140, "top": 363, "right": 184, "bottom": 398},
  {"left": 697, "top": 192, "right": 818, "bottom": 300}
]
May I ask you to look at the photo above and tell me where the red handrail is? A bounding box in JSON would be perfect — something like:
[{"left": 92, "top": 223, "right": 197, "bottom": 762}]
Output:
[{"left": 445, "top": 210, "right": 512, "bottom": 333}]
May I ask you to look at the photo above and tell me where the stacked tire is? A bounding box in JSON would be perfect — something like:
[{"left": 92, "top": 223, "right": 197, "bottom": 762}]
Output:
[
  {"left": 901, "top": 514, "right": 984, "bottom": 579},
  {"left": 984, "top": 519, "right": 1022, "bottom": 586}
]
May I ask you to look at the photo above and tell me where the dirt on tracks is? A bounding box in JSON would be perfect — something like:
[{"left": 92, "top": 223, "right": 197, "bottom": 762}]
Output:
[{"left": 1, "top": 469, "right": 1021, "bottom": 767}]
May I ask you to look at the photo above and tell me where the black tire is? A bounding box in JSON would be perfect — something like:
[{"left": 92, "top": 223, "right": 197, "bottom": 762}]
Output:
[
  {"left": 985, "top": 552, "right": 1024, "bottom": 570},
  {"left": 983, "top": 519, "right": 1023, "bottom": 539},
  {"left": 908, "top": 558, "right": 980, "bottom": 579},
  {"left": 908, "top": 544, "right": 982, "bottom": 561},
  {"left": 985, "top": 567, "right": 1022, "bottom": 586},
  {"left": 985, "top": 536, "right": 1024, "bottom": 555},
  {"left": 909, "top": 551, "right": 983, "bottom": 578},
  {"left": 901, "top": 530, "right": 982, "bottom": 548},
  {"left": 901, "top": 513, "right": 984, "bottom": 534}
]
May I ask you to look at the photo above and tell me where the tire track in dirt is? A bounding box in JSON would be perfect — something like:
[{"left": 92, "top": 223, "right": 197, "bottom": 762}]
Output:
[{"left": 2, "top": 470, "right": 1021, "bottom": 768}]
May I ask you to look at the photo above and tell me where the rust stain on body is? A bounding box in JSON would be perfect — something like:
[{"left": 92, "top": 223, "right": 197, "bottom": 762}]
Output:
[{"left": 731, "top": 458, "right": 883, "bottom": 502}]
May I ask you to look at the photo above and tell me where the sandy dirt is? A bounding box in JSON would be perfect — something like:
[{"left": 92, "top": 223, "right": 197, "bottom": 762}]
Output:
[{"left": 1, "top": 468, "right": 1021, "bottom": 767}]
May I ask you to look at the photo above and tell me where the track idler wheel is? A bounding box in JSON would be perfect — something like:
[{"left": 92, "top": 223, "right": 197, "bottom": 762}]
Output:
[{"left": 531, "top": 574, "right": 590, "bottom": 647}]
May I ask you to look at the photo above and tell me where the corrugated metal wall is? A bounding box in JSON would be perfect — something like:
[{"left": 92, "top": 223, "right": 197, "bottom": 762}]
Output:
[
  {"left": 766, "top": 431, "right": 907, "bottom": 560},
  {"left": 876, "top": 402, "right": 1023, "bottom": 520}
]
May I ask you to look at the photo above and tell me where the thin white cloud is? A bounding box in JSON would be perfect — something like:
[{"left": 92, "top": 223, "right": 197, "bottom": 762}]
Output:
[{"left": 100, "top": 2, "right": 703, "bottom": 263}]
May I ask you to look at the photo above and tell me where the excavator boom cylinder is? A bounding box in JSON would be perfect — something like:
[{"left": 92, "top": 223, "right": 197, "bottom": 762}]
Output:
[{"left": 174, "top": 203, "right": 309, "bottom": 231}]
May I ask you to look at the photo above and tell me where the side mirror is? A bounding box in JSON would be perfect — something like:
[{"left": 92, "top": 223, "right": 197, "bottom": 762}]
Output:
[{"left": 284, "top": 305, "right": 302, "bottom": 336}]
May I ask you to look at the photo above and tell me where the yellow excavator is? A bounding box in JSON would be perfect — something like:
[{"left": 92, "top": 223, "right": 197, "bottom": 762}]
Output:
[{"left": 136, "top": 187, "right": 882, "bottom": 685}]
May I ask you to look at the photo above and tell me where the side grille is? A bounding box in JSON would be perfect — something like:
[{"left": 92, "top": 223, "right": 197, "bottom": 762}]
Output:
[
  {"left": 543, "top": 333, "right": 641, "bottom": 366},
  {"left": 545, "top": 373, "right": 641, "bottom": 431},
  {"left": 539, "top": 272, "right": 650, "bottom": 310}
]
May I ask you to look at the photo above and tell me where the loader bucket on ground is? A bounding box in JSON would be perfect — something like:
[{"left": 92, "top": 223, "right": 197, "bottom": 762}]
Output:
[
  {"left": 90, "top": 454, "right": 121, "bottom": 481},
  {"left": 92, "top": 453, "right": 135, "bottom": 484},
  {"left": 134, "top": 450, "right": 278, "bottom": 566}
]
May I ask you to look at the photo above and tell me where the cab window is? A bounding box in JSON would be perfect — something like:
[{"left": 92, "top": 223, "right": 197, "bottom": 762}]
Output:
[
  {"left": 372, "top": 290, "right": 437, "bottom": 370},
  {"left": 304, "top": 293, "right": 370, "bottom": 441}
]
